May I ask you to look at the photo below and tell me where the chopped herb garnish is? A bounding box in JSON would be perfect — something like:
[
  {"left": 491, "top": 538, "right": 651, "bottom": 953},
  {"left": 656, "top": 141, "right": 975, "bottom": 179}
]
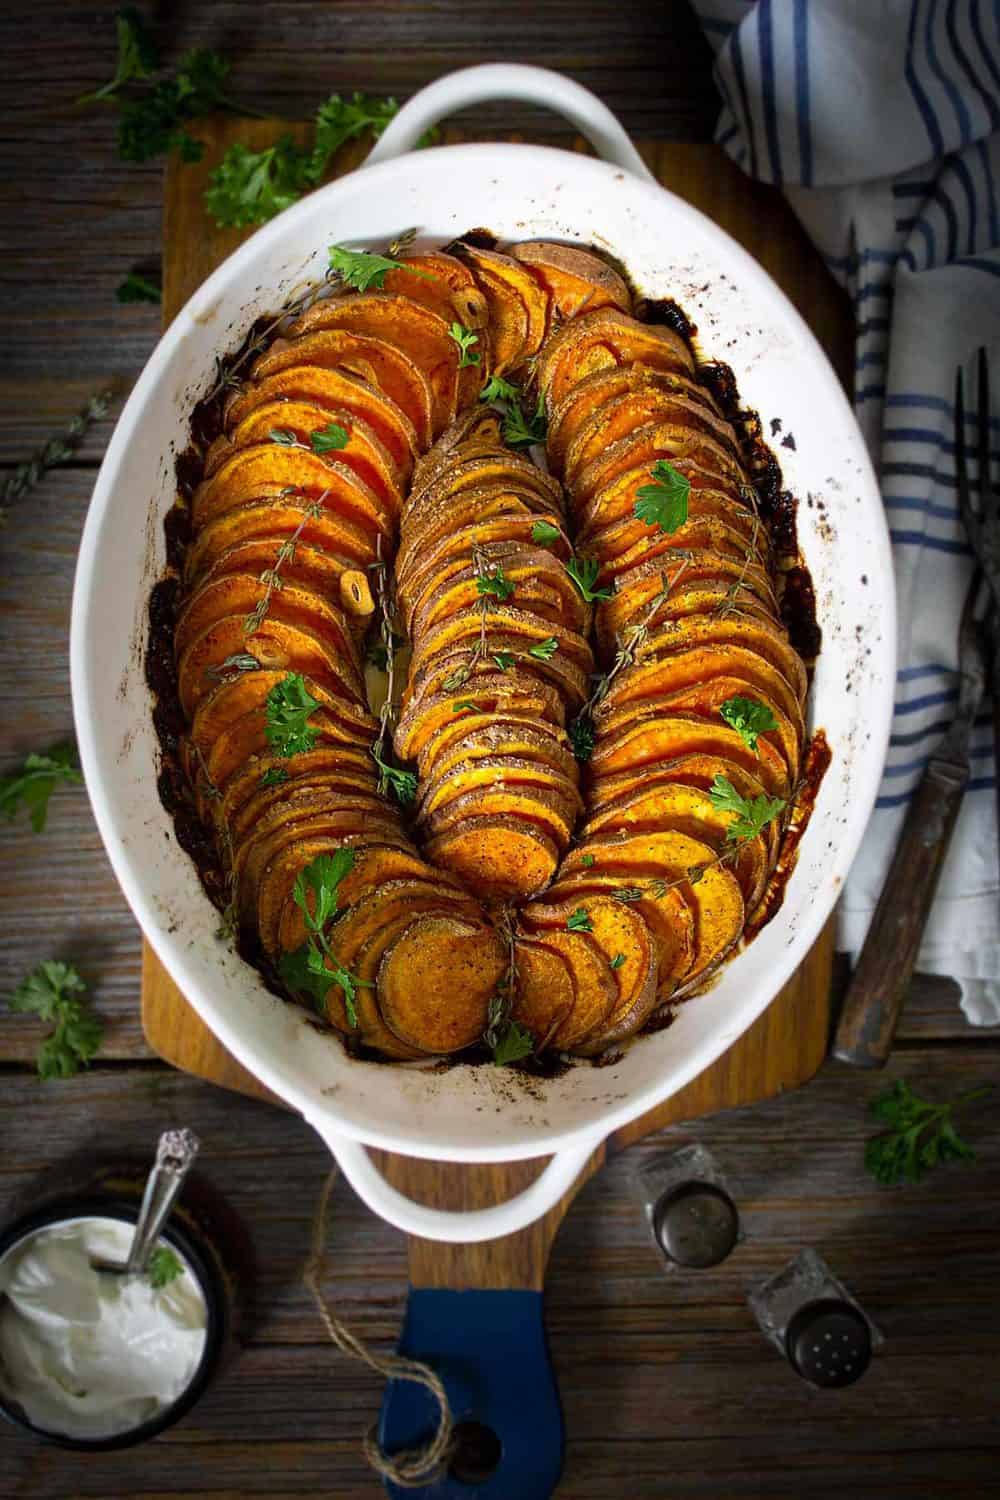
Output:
[
  {"left": 148, "top": 1246, "right": 184, "bottom": 1289},
  {"left": 634, "top": 460, "right": 690, "bottom": 534},
  {"left": 612, "top": 886, "right": 644, "bottom": 904},
  {"left": 453, "top": 699, "right": 477, "bottom": 714},
  {"left": 568, "top": 713, "right": 596, "bottom": 762},
  {"left": 566, "top": 907, "right": 593, "bottom": 933},
  {"left": 529, "top": 636, "right": 559, "bottom": 661},
  {"left": 372, "top": 745, "right": 417, "bottom": 805},
  {"left": 0, "top": 744, "right": 83, "bottom": 833},
  {"left": 580, "top": 854, "right": 596, "bottom": 868},
  {"left": 610, "top": 953, "right": 626, "bottom": 970},
  {"left": 448, "top": 322, "right": 481, "bottom": 368},
  {"left": 504, "top": 392, "right": 547, "bottom": 449},
  {"left": 8, "top": 961, "right": 102, "bottom": 1080},
  {"left": 264, "top": 674, "right": 320, "bottom": 758},
  {"left": 566, "top": 556, "right": 612, "bottom": 603},
  {"left": 493, "top": 652, "right": 516, "bottom": 671},
  {"left": 310, "top": 421, "right": 349, "bottom": 454},
  {"left": 268, "top": 427, "right": 299, "bottom": 446},
  {"left": 259, "top": 766, "right": 290, "bottom": 788},
  {"left": 328, "top": 243, "right": 432, "bottom": 293},
  {"left": 476, "top": 563, "right": 516, "bottom": 601},
  {"left": 491, "top": 1020, "right": 535, "bottom": 1066},
  {"left": 206, "top": 651, "right": 261, "bottom": 681},
  {"left": 480, "top": 375, "right": 521, "bottom": 404},
  {"left": 278, "top": 850, "right": 368, "bottom": 1026},
  {"left": 531, "top": 519, "right": 561, "bottom": 547},
  {"left": 719, "top": 695, "right": 777, "bottom": 753},
  {"left": 708, "top": 775, "right": 786, "bottom": 841}
]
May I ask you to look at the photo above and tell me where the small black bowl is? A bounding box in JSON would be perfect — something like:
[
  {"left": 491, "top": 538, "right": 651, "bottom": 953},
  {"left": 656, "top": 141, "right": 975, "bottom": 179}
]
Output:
[{"left": 0, "top": 1194, "right": 228, "bottom": 1450}]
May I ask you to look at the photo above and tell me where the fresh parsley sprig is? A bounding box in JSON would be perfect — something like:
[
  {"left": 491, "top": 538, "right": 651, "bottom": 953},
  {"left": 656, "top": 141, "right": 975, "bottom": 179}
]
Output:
[
  {"left": 310, "top": 421, "right": 350, "bottom": 454},
  {"left": 479, "top": 375, "right": 520, "bottom": 404},
  {"left": 77, "top": 7, "right": 159, "bottom": 104},
  {"left": 720, "top": 695, "right": 778, "bottom": 753},
  {"left": 504, "top": 392, "right": 547, "bottom": 450},
  {"left": 277, "top": 850, "right": 369, "bottom": 1026},
  {"left": 529, "top": 637, "right": 559, "bottom": 661},
  {"left": 264, "top": 674, "right": 320, "bottom": 759},
  {"left": 565, "top": 556, "right": 612, "bottom": 604},
  {"left": 0, "top": 744, "right": 83, "bottom": 832},
  {"left": 372, "top": 746, "right": 417, "bottom": 806},
  {"left": 708, "top": 774, "right": 786, "bottom": 841},
  {"left": 148, "top": 1246, "right": 184, "bottom": 1289},
  {"left": 328, "top": 244, "right": 432, "bottom": 293},
  {"left": 448, "top": 323, "right": 481, "bottom": 368},
  {"left": 865, "top": 1080, "right": 991, "bottom": 1186},
  {"left": 531, "top": 520, "right": 561, "bottom": 548},
  {"left": 476, "top": 563, "right": 516, "bottom": 602},
  {"left": 8, "top": 962, "right": 103, "bottom": 1080},
  {"left": 633, "top": 460, "right": 690, "bottom": 535}
]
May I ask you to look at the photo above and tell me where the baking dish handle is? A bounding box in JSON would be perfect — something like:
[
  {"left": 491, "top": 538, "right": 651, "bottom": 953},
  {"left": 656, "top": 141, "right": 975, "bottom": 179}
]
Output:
[
  {"left": 310, "top": 1128, "right": 600, "bottom": 1243},
  {"left": 363, "top": 62, "right": 655, "bottom": 183}
]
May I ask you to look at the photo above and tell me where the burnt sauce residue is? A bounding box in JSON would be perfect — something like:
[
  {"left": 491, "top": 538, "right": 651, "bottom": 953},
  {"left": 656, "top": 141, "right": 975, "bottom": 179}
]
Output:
[{"left": 148, "top": 242, "right": 829, "bottom": 1072}]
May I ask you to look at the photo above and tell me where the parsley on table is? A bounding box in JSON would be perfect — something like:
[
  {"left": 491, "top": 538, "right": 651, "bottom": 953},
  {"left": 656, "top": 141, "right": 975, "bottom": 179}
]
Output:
[
  {"left": 566, "top": 907, "right": 593, "bottom": 933},
  {"left": 8, "top": 962, "right": 103, "bottom": 1081},
  {"left": 277, "top": 850, "right": 368, "bottom": 1026},
  {"left": 504, "top": 393, "right": 547, "bottom": 450},
  {"left": 77, "top": 7, "right": 159, "bottom": 104},
  {"left": 148, "top": 1246, "right": 184, "bottom": 1289},
  {"left": 720, "top": 695, "right": 778, "bottom": 753},
  {"left": 264, "top": 674, "right": 320, "bottom": 758},
  {"left": 708, "top": 774, "right": 786, "bottom": 841},
  {"left": 493, "top": 652, "right": 516, "bottom": 671},
  {"left": 565, "top": 556, "right": 612, "bottom": 604},
  {"left": 633, "top": 460, "right": 690, "bottom": 534},
  {"left": 529, "top": 637, "right": 558, "bottom": 661},
  {"left": 531, "top": 519, "right": 561, "bottom": 547},
  {"left": 568, "top": 713, "right": 596, "bottom": 762},
  {"left": 116, "top": 270, "right": 161, "bottom": 304},
  {"left": 310, "top": 421, "right": 349, "bottom": 454},
  {"left": 372, "top": 745, "right": 417, "bottom": 806},
  {"left": 476, "top": 563, "right": 516, "bottom": 602},
  {"left": 864, "top": 1080, "right": 991, "bottom": 1186},
  {"left": 1, "top": 744, "right": 83, "bottom": 833},
  {"left": 479, "top": 375, "right": 521, "bottom": 405},
  {"left": 448, "top": 323, "right": 481, "bottom": 368}
]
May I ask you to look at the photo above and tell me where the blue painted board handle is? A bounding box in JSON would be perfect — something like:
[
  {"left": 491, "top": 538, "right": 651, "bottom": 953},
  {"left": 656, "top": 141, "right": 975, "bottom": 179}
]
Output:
[{"left": 379, "top": 1287, "right": 563, "bottom": 1498}]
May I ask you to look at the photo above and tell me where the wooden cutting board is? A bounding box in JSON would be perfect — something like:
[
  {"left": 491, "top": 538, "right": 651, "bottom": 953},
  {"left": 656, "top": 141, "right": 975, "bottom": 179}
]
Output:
[{"left": 147, "top": 118, "right": 847, "bottom": 1287}]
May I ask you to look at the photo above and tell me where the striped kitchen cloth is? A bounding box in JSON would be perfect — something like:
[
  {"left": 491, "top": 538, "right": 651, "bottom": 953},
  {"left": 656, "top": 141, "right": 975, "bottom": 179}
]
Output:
[{"left": 692, "top": 0, "right": 1000, "bottom": 1024}]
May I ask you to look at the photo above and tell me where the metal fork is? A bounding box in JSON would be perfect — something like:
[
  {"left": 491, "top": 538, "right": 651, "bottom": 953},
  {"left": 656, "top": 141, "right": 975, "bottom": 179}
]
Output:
[{"left": 834, "top": 353, "right": 994, "bottom": 1068}]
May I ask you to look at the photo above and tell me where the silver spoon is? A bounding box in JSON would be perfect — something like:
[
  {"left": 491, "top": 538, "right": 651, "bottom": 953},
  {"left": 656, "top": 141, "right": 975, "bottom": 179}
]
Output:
[{"left": 90, "top": 1128, "right": 200, "bottom": 1277}]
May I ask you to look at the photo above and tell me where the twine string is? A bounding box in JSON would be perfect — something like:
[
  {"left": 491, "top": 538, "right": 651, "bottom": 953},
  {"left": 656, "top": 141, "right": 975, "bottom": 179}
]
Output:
[{"left": 303, "top": 1166, "right": 456, "bottom": 1489}]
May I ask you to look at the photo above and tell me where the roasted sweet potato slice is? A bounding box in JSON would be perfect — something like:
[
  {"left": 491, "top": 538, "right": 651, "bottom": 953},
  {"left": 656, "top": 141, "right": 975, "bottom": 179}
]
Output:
[
  {"left": 409, "top": 407, "right": 506, "bottom": 498},
  {"left": 207, "top": 400, "right": 404, "bottom": 514},
  {"left": 510, "top": 927, "right": 616, "bottom": 1049},
  {"left": 186, "top": 668, "right": 372, "bottom": 768},
  {"left": 595, "top": 565, "right": 775, "bottom": 657},
  {"left": 419, "top": 719, "right": 577, "bottom": 784},
  {"left": 185, "top": 495, "right": 378, "bottom": 582},
  {"left": 638, "top": 615, "right": 808, "bottom": 703},
  {"left": 564, "top": 390, "right": 740, "bottom": 490},
  {"left": 510, "top": 938, "right": 577, "bottom": 1050},
  {"left": 378, "top": 915, "right": 504, "bottom": 1053},
  {"left": 405, "top": 452, "right": 561, "bottom": 530},
  {"left": 405, "top": 635, "right": 591, "bottom": 715},
  {"left": 455, "top": 243, "right": 551, "bottom": 371},
  {"left": 417, "top": 755, "right": 583, "bottom": 825},
  {"left": 200, "top": 702, "right": 375, "bottom": 798},
  {"left": 258, "top": 832, "right": 418, "bottom": 957},
  {"left": 511, "top": 241, "right": 632, "bottom": 322},
  {"left": 175, "top": 573, "right": 363, "bottom": 670},
  {"left": 177, "top": 613, "right": 366, "bottom": 721},
  {"left": 588, "top": 709, "right": 792, "bottom": 798},
  {"left": 519, "top": 894, "right": 658, "bottom": 1051},
  {"left": 397, "top": 488, "right": 561, "bottom": 579},
  {"left": 425, "top": 816, "right": 560, "bottom": 901},
  {"left": 192, "top": 535, "right": 356, "bottom": 607},
  {"left": 408, "top": 604, "right": 593, "bottom": 678},
  {"left": 237, "top": 805, "right": 405, "bottom": 923},
  {"left": 379, "top": 252, "right": 490, "bottom": 330},
  {"left": 536, "top": 309, "right": 694, "bottom": 411},
  {"left": 394, "top": 674, "right": 566, "bottom": 761},
  {"left": 253, "top": 331, "right": 434, "bottom": 449},
  {"left": 221, "top": 745, "right": 376, "bottom": 827},
  {"left": 225, "top": 366, "right": 418, "bottom": 473},
  {"left": 229, "top": 766, "right": 379, "bottom": 846},
  {"left": 398, "top": 516, "right": 573, "bottom": 627},
  {"left": 547, "top": 365, "right": 721, "bottom": 475},
  {"left": 575, "top": 456, "right": 756, "bottom": 545},
  {"left": 276, "top": 847, "right": 466, "bottom": 954},
  {"left": 573, "top": 422, "right": 745, "bottom": 508},
  {"left": 191, "top": 444, "right": 392, "bottom": 538},
  {"left": 542, "top": 873, "right": 695, "bottom": 999},
  {"left": 422, "top": 782, "right": 579, "bottom": 847},
  {"left": 408, "top": 553, "right": 588, "bottom": 641},
  {"left": 345, "top": 915, "right": 442, "bottom": 1058},
  {"left": 286, "top": 293, "right": 460, "bottom": 434}
]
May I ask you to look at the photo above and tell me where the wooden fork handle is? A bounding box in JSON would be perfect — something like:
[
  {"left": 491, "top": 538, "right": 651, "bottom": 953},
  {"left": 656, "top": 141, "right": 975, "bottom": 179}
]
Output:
[{"left": 833, "top": 756, "right": 969, "bottom": 1068}]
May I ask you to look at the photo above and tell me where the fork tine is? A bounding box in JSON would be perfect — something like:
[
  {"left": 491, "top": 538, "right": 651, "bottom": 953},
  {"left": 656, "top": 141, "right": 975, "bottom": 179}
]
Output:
[{"left": 978, "top": 346, "right": 995, "bottom": 522}]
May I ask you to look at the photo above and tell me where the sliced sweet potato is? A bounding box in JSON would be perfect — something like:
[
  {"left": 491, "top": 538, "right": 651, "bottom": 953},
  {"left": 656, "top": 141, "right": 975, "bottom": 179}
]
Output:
[
  {"left": 193, "top": 535, "right": 356, "bottom": 606},
  {"left": 408, "top": 553, "right": 588, "bottom": 641},
  {"left": 225, "top": 365, "right": 418, "bottom": 473},
  {"left": 191, "top": 444, "right": 392, "bottom": 539},
  {"left": 258, "top": 832, "right": 419, "bottom": 957},
  {"left": 237, "top": 805, "right": 405, "bottom": 923},
  {"left": 229, "top": 766, "right": 379, "bottom": 846},
  {"left": 572, "top": 423, "right": 745, "bottom": 509},
  {"left": 398, "top": 516, "right": 573, "bottom": 627},
  {"left": 536, "top": 308, "right": 694, "bottom": 412},
  {"left": 417, "top": 755, "right": 583, "bottom": 826},
  {"left": 518, "top": 894, "right": 658, "bottom": 1051},
  {"left": 253, "top": 332, "right": 434, "bottom": 449},
  {"left": 422, "top": 782, "right": 579, "bottom": 848},
  {"left": 184, "top": 495, "right": 378, "bottom": 582},
  {"left": 285, "top": 293, "right": 459, "bottom": 434},
  {"left": 397, "top": 488, "right": 561, "bottom": 579},
  {"left": 510, "top": 938, "right": 576, "bottom": 1049},
  {"left": 455, "top": 243, "right": 551, "bottom": 371},
  {"left": 564, "top": 390, "right": 740, "bottom": 490},
  {"left": 345, "top": 915, "right": 442, "bottom": 1058},
  {"left": 405, "top": 636, "right": 591, "bottom": 716},
  {"left": 408, "top": 605, "right": 593, "bottom": 678},
  {"left": 379, "top": 252, "right": 490, "bottom": 330},
  {"left": 638, "top": 614, "right": 808, "bottom": 702},
  {"left": 276, "top": 847, "right": 467, "bottom": 954},
  {"left": 186, "top": 668, "right": 372, "bottom": 770},
  {"left": 177, "top": 612, "right": 366, "bottom": 721},
  {"left": 405, "top": 452, "right": 562, "bottom": 530},
  {"left": 394, "top": 674, "right": 566, "bottom": 761},
  {"left": 510, "top": 927, "right": 616, "bottom": 1049},
  {"left": 409, "top": 407, "right": 506, "bottom": 498},
  {"left": 588, "top": 709, "right": 792, "bottom": 798},
  {"left": 202, "top": 702, "right": 374, "bottom": 796},
  {"left": 511, "top": 241, "right": 632, "bottom": 322},
  {"left": 595, "top": 562, "right": 775, "bottom": 656},
  {"left": 418, "top": 719, "right": 577, "bottom": 784},
  {"left": 547, "top": 365, "right": 721, "bottom": 475},
  {"left": 207, "top": 400, "right": 404, "bottom": 514},
  {"left": 175, "top": 573, "right": 363, "bottom": 670},
  {"left": 542, "top": 872, "right": 695, "bottom": 999},
  {"left": 425, "top": 816, "right": 560, "bottom": 901},
  {"left": 377, "top": 915, "right": 505, "bottom": 1051}
]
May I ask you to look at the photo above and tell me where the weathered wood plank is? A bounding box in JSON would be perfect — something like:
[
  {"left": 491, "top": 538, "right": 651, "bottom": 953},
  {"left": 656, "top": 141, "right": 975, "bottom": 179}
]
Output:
[{"left": 0, "top": 1050, "right": 997, "bottom": 1496}]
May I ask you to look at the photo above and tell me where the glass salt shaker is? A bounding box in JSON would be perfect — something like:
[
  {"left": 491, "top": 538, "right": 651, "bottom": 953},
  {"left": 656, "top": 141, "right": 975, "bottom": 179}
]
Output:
[
  {"left": 748, "top": 1248, "right": 883, "bottom": 1387},
  {"left": 634, "top": 1144, "right": 742, "bottom": 1270}
]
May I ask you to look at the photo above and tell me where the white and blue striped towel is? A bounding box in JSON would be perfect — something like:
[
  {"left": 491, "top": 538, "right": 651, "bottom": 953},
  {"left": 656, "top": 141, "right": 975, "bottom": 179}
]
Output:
[{"left": 692, "top": 0, "right": 1000, "bottom": 1025}]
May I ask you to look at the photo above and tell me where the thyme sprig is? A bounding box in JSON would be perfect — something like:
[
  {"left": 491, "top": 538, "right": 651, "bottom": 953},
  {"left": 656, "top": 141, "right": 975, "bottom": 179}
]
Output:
[
  {"left": 441, "top": 545, "right": 508, "bottom": 692},
  {"left": 243, "top": 499, "right": 324, "bottom": 635},
  {"left": 2, "top": 390, "right": 113, "bottom": 520},
  {"left": 369, "top": 542, "right": 417, "bottom": 805},
  {"left": 483, "top": 907, "right": 534, "bottom": 1065}
]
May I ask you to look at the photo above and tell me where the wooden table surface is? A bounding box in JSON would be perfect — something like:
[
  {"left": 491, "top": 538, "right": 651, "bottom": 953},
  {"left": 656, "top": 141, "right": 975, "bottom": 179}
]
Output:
[{"left": 1, "top": 4, "right": 998, "bottom": 1496}]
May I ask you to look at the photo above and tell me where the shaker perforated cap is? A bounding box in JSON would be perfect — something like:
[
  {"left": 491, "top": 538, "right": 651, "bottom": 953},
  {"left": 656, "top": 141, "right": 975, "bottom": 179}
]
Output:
[
  {"left": 652, "top": 1181, "right": 739, "bottom": 1268},
  {"left": 785, "top": 1299, "right": 872, "bottom": 1387}
]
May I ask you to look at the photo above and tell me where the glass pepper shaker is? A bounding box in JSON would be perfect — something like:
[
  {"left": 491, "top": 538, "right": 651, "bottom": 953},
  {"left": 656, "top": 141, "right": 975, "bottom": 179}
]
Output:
[
  {"left": 634, "top": 1144, "right": 741, "bottom": 1270},
  {"left": 748, "top": 1248, "right": 883, "bottom": 1387}
]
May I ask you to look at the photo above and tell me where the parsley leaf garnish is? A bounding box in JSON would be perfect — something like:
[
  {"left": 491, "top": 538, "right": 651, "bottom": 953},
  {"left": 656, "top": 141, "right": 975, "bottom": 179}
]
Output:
[
  {"left": 529, "top": 636, "right": 558, "bottom": 661},
  {"left": 310, "top": 421, "right": 349, "bottom": 454},
  {"left": 328, "top": 243, "right": 432, "bottom": 293},
  {"left": 479, "top": 375, "right": 521, "bottom": 404},
  {"left": 448, "top": 323, "right": 481, "bottom": 368},
  {"left": 493, "top": 652, "right": 516, "bottom": 671},
  {"left": 708, "top": 774, "right": 786, "bottom": 841},
  {"left": 78, "top": 7, "right": 159, "bottom": 104},
  {"left": 580, "top": 854, "right": 596, "bottom": 867},
  {"left": 865, "top": 1080, "right": 990, "bottom": 1186},
  {"left": 566, "top": 907, "right": 592, "bottom": 932},
  {"left": 372, "top": 745, "right": 417, "bottom": 805},
  {"left": 1, "top": 743, "right": 83, "bottom": 832},
  {"left": 531, "top": 519, "right": 561, "bottom": 548},
  {"left": 565, "top": 556, "right": 612, "bottom": 603},
  {"left": 491, "top": 1020, "right": 536, "bottom": 1066},
  {"left": 278, "top": 850, "right": 368, "bottom": 1026},
  {"left": 148, "top": 1246, "right": 184, "bottom": 1289},
  {"left": 568, "top": 713, "right": 596, "bottom": 762},
  {"left": 720, "top": 696, "right": 778, "bottom": 753},
  {"left": 610, "top": 953, "right": 626, "bottom": 970},
  {"left": 453, "top": 699, "right": 477, "bottom": 714},
  {"left": 8, "top": 962, "right": 103, "bottom": 1080},
  {"left": 476, "top": 563, "right": 516, "bottom": 601},
  {"left": 504, "top": 392, "right": 547, "bottom": 449},
  {"left": 259, "top": 766, "right": 290, "bottom": 788},
  {"left": 634, "top": 460, "right": 690, "bottom": 534},
  {"left": 264, "top": 674, "right": 320, "bottom": 759},
  {"left": 116, "top": 270, "right": 161, "bottom": 304}
]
